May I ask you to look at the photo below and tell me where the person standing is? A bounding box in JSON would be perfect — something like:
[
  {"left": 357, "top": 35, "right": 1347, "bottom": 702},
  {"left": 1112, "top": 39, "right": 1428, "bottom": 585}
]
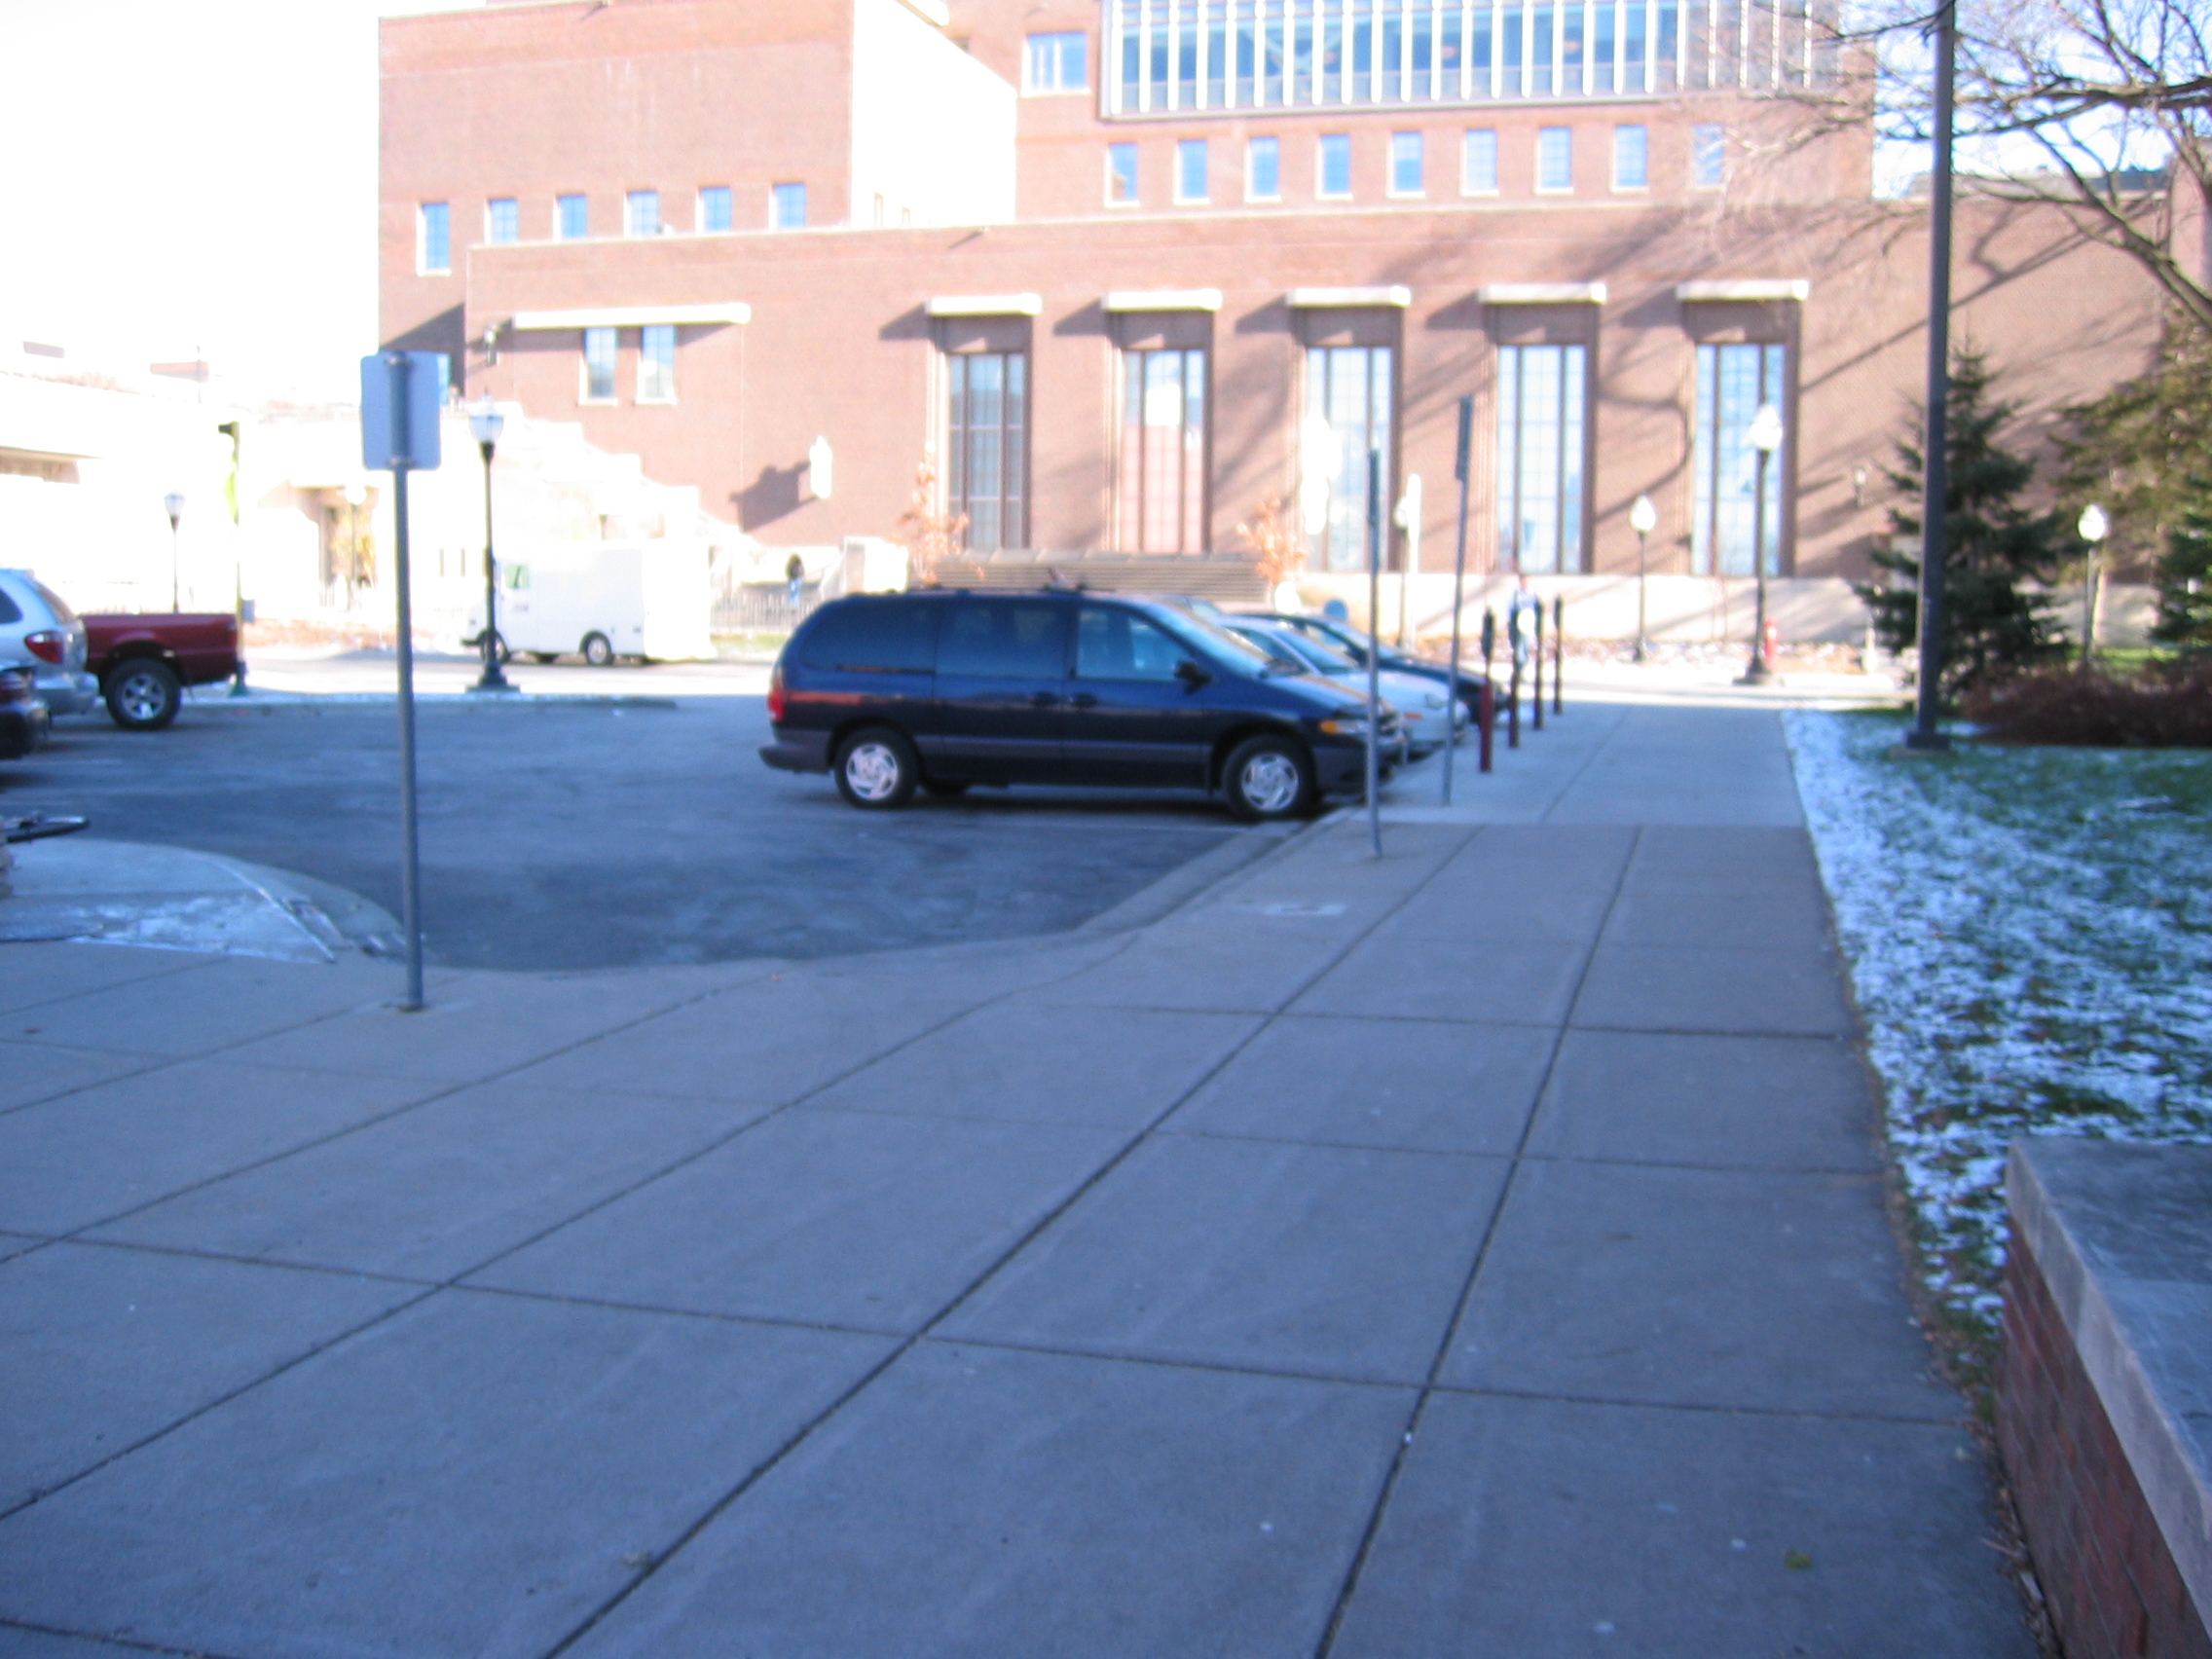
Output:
[{"left": 786, "top": 552, "right": 805, "bottom": 612}]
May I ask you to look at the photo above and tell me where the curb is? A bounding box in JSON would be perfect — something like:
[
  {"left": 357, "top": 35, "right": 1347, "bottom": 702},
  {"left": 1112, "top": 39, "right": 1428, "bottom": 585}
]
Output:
[{"left": 174, "top": 693, "right": 682, "bottom": 716}]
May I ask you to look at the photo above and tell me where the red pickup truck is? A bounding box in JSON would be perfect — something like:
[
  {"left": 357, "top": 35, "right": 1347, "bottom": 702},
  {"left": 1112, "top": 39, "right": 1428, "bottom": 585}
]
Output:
[{"left": 82, "top": 613, "right": 240, "bottom": 729}]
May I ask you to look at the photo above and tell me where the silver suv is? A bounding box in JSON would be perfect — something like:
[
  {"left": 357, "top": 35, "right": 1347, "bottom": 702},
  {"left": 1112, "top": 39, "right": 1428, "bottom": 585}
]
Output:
[{"left": 0, "top": 570, "right": 98, "bottom": 716}]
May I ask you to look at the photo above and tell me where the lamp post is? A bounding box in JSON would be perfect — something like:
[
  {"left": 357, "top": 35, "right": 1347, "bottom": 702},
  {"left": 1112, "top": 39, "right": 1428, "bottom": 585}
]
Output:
[
  {"left": 1628, "top": 493, "right": 1658, "bottom": 663},
  {"left": 343, "top": 483, "right": 367, "bottom": 610},
  {"left": 164, "top": 492, "right": 185, "bottom": 612},
  {"left": 2077, "top": 502, "right": 2108, "bottom": 674},
  {"left": 1737, "top": 403, "right": 1785, "bottom": 684},
  {"left": 469, "top": 398, "right": 512, "bottom": 692}
]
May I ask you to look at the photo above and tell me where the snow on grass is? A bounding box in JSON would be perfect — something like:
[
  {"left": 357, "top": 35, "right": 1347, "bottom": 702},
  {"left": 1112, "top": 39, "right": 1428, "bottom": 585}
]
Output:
[{"left": 1786, "top": 711, "right": 2212, "bottom": 1340}]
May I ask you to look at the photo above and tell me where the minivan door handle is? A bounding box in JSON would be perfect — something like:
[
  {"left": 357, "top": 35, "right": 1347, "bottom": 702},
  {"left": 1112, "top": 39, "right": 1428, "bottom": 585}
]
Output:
[{"left": 1069, "top": 693, "right": 1098, "bottom": 709}]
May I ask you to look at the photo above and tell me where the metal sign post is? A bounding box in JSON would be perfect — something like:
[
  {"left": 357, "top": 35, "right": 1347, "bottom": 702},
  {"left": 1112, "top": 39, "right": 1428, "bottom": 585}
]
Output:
[
  {"left": 359, "top": 350, "right": 446, "bottom": 1011},
  {"left": 1442, "top": 396, "right": 1473, "bottom": 805},
  {"left": 1365, "top": 449, "right": 1383, "bottom": 859}
]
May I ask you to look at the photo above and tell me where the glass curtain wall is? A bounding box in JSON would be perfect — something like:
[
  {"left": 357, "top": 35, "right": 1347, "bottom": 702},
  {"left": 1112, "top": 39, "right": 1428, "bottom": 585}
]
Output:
[
  {"left": 1494, "top": 344, "right": 1587, "bottom": 572},
  {"left": 1304, "top": 346, "right": 1393, "bottom": 572},
  {"left": 1691, "top": 342, "right": 1787, "bottom": 575},
  {"left": 1119, "top": 350, "right": 1208, "bottom": 553},
  {"left": 948, "top": 352, "right": 1028, "bottom": 553},
  {"left": 1104, "top": 0, "right": 1833, "bottom": 109}
]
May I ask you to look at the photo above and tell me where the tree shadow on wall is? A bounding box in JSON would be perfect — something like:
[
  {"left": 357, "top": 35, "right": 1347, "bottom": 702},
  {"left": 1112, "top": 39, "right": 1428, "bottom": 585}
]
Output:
[{"left": 735, "top": 462, "right": 806, "bottom": 532}]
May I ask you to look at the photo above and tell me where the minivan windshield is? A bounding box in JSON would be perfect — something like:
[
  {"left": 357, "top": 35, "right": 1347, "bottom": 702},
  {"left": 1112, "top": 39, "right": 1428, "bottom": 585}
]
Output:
[
  {"left": 1232, "top": 623, "right": 1354, "bottom": 676},
  {"left": 1143, "top": 603, "right": 1278, "bottom": 674}
]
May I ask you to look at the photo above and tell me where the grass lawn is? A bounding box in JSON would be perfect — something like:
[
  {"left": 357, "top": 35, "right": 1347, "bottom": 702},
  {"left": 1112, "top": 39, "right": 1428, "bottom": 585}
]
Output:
[{"left": 1787, "top": 712, "right": 2212, "bottom": 1384}]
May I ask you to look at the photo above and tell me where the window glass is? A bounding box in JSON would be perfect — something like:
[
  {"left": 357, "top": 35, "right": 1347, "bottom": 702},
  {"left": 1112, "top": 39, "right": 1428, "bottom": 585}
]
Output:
[
  {"left": 948, "top": 351, "right": 1027, "bottom": 552},
  {"left": 1077, "top": 607, "right": 1187, "bottom": 681},
  {"left": 639, "top": 324, "right": 676, "bottom": 402},
  {"left": 1693, "top": 343, "right": 1788, "bottom": 575},
  {"left": 1247, "top": 135, "right": 1280, "bottom": 200},
  {"left": 1026, "top": 30, "right": 1088, "bottom": 91},
  {"left": 582, "top": 327, "right": 617, "bottom": 401},
  {"left": 626, "top": 191, "right": 660, "bottom": 237},
  {"left": 799, "top": 599, "right": 937, "bottom": 673},
  {"left": 1303, "top": 345, "right": 1392, "bottom": 573},
  {"left": 936, "top": 601, "right": 1067, "bottom": 680},
  {"left": 1318, "top": 133, "right": 1351, "bottom": 197},
  {"left": 772, "top": 182, "right": 807, "bottom": 230},
  {"left": 1495, "top": 343, "right": 1588, "bottom": 572},
  {"left": 699, "top": 186, "right": 733, "bottom": 233},
  {"left": 1176, "top": 138, "right": 1208, "bottom": 202},
  {"left": 1463, "top": 129, "right": 1498, "bottom": 193},
  {"left": 29, "top": 579, "right": 75, "bottom": 623},
  {"left": 1692, "top": 123, "right": 1726, "bottom": 186},
  {"left": 1108, "top": 142, "right": 1139, "bottom": 204},
  {"left": 0, "top": 587, "right": 21, "bottom": 625},
  {"left": 1119, "top": 349, "right": 1206, "bottom": 553},
  {"left": 419, "top": 203, "right": 450, "bottom": 274},
  {"left": 557, "top": 194, "right": 589, "bottom": 240},
  {"left": 487, "top": 199, "right": 519, "bottom": 244},
  {"left": 1390, "top": 130, "right": 1423, "bottom": 195},
  {"left": 1614, "top": 125, "right": 1648, "bottom": 188},
  {"left": 1536, "top": 127, "right": 1573, "bottom": 190}
]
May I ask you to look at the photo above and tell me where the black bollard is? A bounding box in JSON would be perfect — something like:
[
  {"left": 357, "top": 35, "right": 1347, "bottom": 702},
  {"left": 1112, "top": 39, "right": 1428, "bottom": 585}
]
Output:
[
  {"left": 1532, "top": 600, "right": 1545, "bottom": 732},
  {"left": 1479, "top": 678, "right": 1494, "bottom": 773},
  {"left": 1553, "top": 595, "right": 1565, "bottom": 715}
]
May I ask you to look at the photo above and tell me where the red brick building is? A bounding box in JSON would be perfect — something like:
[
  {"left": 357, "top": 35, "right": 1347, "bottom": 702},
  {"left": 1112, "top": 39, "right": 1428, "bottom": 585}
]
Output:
[{"left": 381, "top": 0, "right": 2164, "bottom": 593}]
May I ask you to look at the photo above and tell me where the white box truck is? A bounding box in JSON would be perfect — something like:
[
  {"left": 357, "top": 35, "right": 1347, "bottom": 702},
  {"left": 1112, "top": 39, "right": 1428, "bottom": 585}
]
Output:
[{"left": 472, "top": 541, "right": 715, "bottom": 665}]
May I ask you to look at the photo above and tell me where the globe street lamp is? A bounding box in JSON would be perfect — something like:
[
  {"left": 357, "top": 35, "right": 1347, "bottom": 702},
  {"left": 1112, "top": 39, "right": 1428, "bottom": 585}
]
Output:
[
  {"left": 1737, "top": 403, "right": 1785, "bottom": 685},
  {"left": 2077, "top": 502, "right": 2109, "bottom": 673},
  {"left": 1628, "top": 493, "right": 1658, "bottom": 663},
  {"left": 164, "top": 492, "right": 185, "bottom": 612},
  {"left": 469, "top": 398, "right": 513, "bottom": 693}
]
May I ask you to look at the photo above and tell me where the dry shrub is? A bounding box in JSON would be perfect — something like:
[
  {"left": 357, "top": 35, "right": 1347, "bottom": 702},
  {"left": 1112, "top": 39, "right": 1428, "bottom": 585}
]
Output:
[
  {"left": 1235, "top": 495, "right": 1305, "bottom": 586},
  {"left": 896, "top": 457, "right": 967, "bottom": 587},
  {"left": 1963, "top": 662, "right": 2212, "bottom": 747}
]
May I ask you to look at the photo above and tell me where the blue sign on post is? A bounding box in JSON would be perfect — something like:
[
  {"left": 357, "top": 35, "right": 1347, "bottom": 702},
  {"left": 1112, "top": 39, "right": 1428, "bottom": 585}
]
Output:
[{"left": 359, "top": 350, "right": 447, "bottom": 472}]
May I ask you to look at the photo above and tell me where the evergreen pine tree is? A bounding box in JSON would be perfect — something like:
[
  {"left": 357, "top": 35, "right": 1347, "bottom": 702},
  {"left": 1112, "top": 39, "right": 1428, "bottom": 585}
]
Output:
[
  {"left": 1858, "top": 350, "right": 2069, "bottom": 697},
  {"left": 2153, "top": 492, "right": 2212, "bottom": 654}
]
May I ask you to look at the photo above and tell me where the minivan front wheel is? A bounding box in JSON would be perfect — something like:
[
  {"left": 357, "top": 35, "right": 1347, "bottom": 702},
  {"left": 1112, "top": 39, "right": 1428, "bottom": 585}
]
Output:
[
  {"left": 834, "top": 727, "right": 919, "bottom": 809},
  {"left": 1222, "top": 735, "right": 1315, "bottom": 823}
]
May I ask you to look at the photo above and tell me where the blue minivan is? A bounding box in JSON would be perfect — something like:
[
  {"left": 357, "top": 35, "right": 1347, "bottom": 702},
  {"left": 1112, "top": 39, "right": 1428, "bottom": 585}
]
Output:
[{"left": 759, "top": 590, "right": 1400, "bottom": 821}]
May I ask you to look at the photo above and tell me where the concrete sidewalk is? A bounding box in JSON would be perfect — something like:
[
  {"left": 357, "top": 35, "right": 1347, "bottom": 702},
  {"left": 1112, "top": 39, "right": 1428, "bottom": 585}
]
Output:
[{"left": 0, "top": 697, "right": 2032, "bottom": 1658}]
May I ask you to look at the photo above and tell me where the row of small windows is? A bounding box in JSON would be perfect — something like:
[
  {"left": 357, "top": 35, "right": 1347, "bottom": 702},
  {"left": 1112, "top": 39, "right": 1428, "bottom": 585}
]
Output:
[
  {"left": 1109, "top": 120, "right": 1718, "bottom": 203},
  {"left": 577, "top": 324, "right": 680, "bottom": 405},
  {"left": 416, "top": 185, "right": 808, "bottom": 272}
]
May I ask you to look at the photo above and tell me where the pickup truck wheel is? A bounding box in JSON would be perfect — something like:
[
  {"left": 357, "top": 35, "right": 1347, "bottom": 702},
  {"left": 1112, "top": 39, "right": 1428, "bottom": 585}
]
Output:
[
  {"left": 105, "top": 660, "right": 182, "bottom": 731},
  {"left": 580, "top": 633, "right": 615, "bottom": 667}
]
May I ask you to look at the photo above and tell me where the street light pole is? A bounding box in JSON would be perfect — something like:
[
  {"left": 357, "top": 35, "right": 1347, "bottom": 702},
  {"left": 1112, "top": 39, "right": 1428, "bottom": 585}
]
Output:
[
  {"left": 469, "top": 398, "right": 513, "bottom": 693},
  {"left": 164, "top": 492, "right": 185, "bottom": 612},
  {"left": 1905, "top": 0, "right": 1959, "bottom": 752},
  {"left": 1738, "top": 404, "right": 1784, "bottom": 684},
  {"left": 1629, "top": 493, "right": 1658, "bottom": 663},
  {"left": 2077, "top": 502, "right": 2109, "bottom": 674}
]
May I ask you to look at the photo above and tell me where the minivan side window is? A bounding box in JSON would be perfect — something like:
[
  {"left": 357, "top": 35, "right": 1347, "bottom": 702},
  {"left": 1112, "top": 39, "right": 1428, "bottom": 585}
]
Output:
[
  {"left": 0, "top": 586, "right": 21, "bottom": 625},
  {"left": 937, "top": 601, "right": 1068, "bottom": 680},
  {"left": 799, "top": 599, "right": 938, "bottom": 673},
  {"left": 1077, "top": 607, "right": 1185, "bottom": 682}
]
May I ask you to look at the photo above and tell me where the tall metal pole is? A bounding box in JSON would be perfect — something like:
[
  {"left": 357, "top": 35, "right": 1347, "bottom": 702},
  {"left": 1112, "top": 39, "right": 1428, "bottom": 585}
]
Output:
[
  {"left": 1744, "top": 448, "right": 1774, "bottom": 682},
  {"left": 1906, "top": 0, "right": 1957, "bottom": 752},
  {"left": 393, "top": 462, "right": 425, "bottom": 1012},
  {"left": 1365, "top": 449, "right": 1383, "bottom": 858},
  {"left": 473, "top": 436, "right": 512, "bottom": 692},
  {"left": 1635, "top": 529, "right": 1649, "bottom": 661},
  {"left": 1443, "top": 395, "right": 1473, "bottom": 805}
]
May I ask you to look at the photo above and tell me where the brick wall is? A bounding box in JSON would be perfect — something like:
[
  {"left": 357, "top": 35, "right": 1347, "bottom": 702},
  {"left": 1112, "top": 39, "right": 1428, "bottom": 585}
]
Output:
[{"left": 2001, "top": 1235, "right": 2212, "bottom": 1659}]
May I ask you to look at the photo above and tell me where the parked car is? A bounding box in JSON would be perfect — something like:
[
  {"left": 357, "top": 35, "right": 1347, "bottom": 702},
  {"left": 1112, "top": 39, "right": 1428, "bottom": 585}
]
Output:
[
  {"left": 1216, "top": 616, "right": 1462, "bottom": 758},
  {"left": 81, "top": 611, "right": 240, "bottom": 729},
  {"left": 0, "top": 665, "right": 51, "bottom": 759},
  {"left": 0, "top": 570, "right": 97, "bottom": 718},
  {"left": 760, "top": 590, "right": 1402, "bottom": 821},
  {"left": 1260, "top": 611, "right": 1494, "bottom": 719}
]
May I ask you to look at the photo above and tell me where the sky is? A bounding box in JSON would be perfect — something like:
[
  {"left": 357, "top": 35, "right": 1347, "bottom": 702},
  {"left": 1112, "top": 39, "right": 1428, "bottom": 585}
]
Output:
[{"left": 0, "top": 0, "right": 455, "bottom": 405}]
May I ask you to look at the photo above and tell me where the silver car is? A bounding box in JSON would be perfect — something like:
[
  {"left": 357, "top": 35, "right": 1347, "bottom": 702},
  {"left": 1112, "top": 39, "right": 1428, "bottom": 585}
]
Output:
[
  {"left": 0, "top": 570, "right": 98, "bottom": 716},
  {"left": 1221, "top": 617, "right": 1463, "bottom": 758}
]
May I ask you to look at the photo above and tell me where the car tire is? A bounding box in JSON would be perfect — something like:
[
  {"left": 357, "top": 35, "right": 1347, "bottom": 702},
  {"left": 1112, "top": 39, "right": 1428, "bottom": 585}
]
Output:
[
  {"left": 921, "top": 778, "right": 970, "bottom": 798},
  {"left": 104, "top": 660, "right": 182, "bottom": 731},
  {"left": 1222, "top": 734, "right": 1315, "bottom": 824},
  {"left": 529, "top": 652, "right": 557, "bottom": 665},
  {"left": 581, "top": 632, "right": 615, "bottom": 667},
  {"left": 834, "top": 727, "right": 919, "bottom": 809}
]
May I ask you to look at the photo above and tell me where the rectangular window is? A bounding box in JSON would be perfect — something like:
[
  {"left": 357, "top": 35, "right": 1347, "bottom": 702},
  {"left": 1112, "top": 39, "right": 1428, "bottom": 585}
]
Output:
[
  {"left": 557, "top": 194, "right": 589, "bottom": 240},
  {"left": 772, "top": 182, "right": 807, "bottom": 230},
  {"left": 1176, "top": 138, "right": 1209, "bottom": 203},
  {"left": 1247, "top": 135, "right": 1281, "bottom": 201},
  {"left": 1693, "top": 343, "right": 1788, "bottom": 575},
  {"left": 1304, "top": 346, "right": 1393, "bottom": 573},
  {"left": 581, "top": 326, "right": 617, "bottom": 403},
  {"left": 1692, "top": 123, "right": 1726, "bottom": 187},
  {"left": 698, "top": 186, "right": 733, "bottom": 233},
  {"left": 1317, "top": 133, "right": 1352, "bottom": 198},
  {"left": 1594, "top": 2, "right": 1616, "bottom": 90},
  {"left": 1463, "top": 129, "right": 1499, "bottom": 193},
  {"left": 947, "top": 351, "right": 1027, "bottom": 553},
  {"left": 1026, "top": 29, "right": 1088, "bottom": 92},
  {"left": 418, "top": 203, "right": 450, "bottom": 274},
  {"left": 1494, "top": 344, "right": 1588, "bottom": 572},
  {"left": 625, "top": 191, "right": 660, "bottom": 238},
  {"left": 1613, "top": 124, "right": 1649, "bottom": 189},
  {"left": 1108, "top": 141, "right": 1140, "bottom": 204},
  {"left": 1119, "top": 349, "right": 1207, "bottom": 553},
  {"left": 1389, "top": 130, "right": 1423, "bottom": 195},
  {"left": 639, "top": 324, "right": 677, "bottom": 403},
  {"left": 1536, "top": 126, "right": 1573, "bottom": 191},
  {"left": 486, "top": 199, "right": 519, "bottom": 245}
]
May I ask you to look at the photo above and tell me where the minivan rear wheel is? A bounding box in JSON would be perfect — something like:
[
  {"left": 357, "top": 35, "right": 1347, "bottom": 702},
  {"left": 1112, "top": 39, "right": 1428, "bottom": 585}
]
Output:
[
  {"left": 835, "top": 727, "right": 919, "bottom": 809},
  {"left": 1222, "top": 734, "right": 1315, "bottom": 823}
]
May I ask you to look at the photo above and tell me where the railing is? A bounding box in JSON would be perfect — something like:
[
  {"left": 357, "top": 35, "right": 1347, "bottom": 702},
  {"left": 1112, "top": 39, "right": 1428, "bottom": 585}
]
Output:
[{"left": 712, "top": 583, "right": 824, "bottom": 634}]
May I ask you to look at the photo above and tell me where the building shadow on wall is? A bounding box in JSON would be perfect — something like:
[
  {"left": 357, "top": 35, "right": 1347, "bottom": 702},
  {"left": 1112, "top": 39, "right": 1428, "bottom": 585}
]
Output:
[{"left": 381, "top": 306, "right": 467, "bottom": 382}]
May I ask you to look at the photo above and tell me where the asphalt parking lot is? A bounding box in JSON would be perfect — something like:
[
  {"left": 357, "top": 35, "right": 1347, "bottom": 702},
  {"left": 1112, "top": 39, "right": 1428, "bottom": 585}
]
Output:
[{"left": 0, "top": 674, "right": 1251, "bottom": 972}]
